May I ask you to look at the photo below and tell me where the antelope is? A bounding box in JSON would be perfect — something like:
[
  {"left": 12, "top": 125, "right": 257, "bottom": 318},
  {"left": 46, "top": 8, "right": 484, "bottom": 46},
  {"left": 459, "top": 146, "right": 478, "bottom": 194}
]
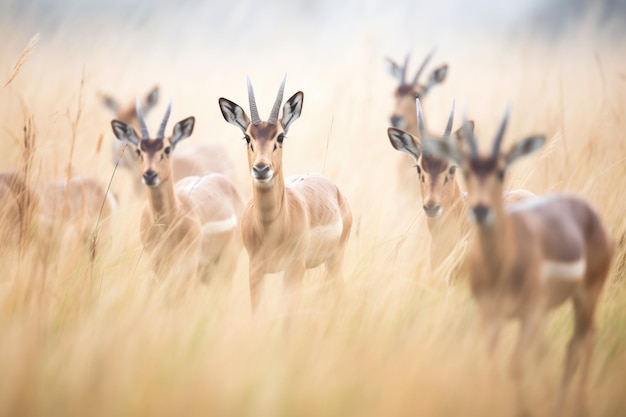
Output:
[
  {"left": 37, "top": 176, "right": 117, "bottom": 248},
  {"left": 218, "top": 75, "right": 352, "bottom": 311},
  {"left": 420, "top": 106, "right": 614, "bottom": 416},
  {"left": 386, "top": 50, "right": 448, "bottom": 200},
  {"left": 0, "top": 171, "right": 40, "bottom": 250},
  {"left": 101, "top": 86, "right": 235, "bottom": 196},
  {"left": 111, "top": 100, "right": 245, "bottom": 284},
  {"left": 386, "top": 50, "right": 448, "bottom": 132},
  {"left": 0, "top": 172, "right": 115, "bottom": 262},
  {"left": 387, "top": 99, "right": 535, "bottom": 271}
]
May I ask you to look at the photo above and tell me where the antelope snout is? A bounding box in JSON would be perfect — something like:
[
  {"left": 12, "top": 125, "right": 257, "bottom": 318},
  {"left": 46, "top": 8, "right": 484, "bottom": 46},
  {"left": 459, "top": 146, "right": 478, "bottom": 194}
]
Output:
[
  {"left": 142, "top": 170, "right": 160, "bottom": 187},
  {"left": 472, "top": 205, "right": 491, "bottom": 224},
  {"left": 423, "top": 203, "right": 443, "bottom": 218},
  {"left": 251, "top": 164, "right": 272, "bottom": 181},
  {"left": 390, "top": 115, "right": 405, "bottom": 129}
]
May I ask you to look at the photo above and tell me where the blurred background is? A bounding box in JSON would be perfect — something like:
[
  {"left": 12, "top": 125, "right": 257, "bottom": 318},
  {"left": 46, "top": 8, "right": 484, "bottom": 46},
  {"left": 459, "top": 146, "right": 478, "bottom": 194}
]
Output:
[{"left": 1, "top": 1, "right": 626, "bottom": 416}]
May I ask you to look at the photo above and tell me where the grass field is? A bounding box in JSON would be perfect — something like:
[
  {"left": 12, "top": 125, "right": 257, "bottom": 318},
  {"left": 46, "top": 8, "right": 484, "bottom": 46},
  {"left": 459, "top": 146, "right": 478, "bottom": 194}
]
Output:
[{"left": 1, "top": 1, "right": 625, "bottom": 416}]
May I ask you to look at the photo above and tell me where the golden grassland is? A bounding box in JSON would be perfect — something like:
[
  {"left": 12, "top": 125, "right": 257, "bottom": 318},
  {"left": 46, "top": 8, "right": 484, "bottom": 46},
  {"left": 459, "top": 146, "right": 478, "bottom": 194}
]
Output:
[{"left": 1, "top": 6, "right": 626, "bottom": 417}]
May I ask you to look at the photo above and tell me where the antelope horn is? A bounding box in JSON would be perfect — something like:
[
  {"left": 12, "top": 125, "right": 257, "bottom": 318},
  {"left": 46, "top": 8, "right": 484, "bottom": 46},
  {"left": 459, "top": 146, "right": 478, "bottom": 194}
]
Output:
[
  {"left": 443, "top": 99, "right": 455, "bottom": 138},
  {"left": 247, "top": 76, "right": 261, "bottom": 125},
  {"left": 135, "top": 97, "right": 150, "bottom": 140},
  {"left": 491, "top": 103, "right": 510, "bottom": 158},
  {"left": 267, "top": 73, "right": 286, "bottom": 125},
  {"left": 401, "top": 53, "right": 410, "bottom": 84},
  {"left": 463, "top": 111, "right": 479, "bottom": 158},
  {"left": 156, "top": 98, "right": 172, "bottom": 140},
  {"left": 416, "top": 98, "right": 426, "bottom": 139},
  {"left": 412, "top": 48, "right": 435, "bottom": 85}
]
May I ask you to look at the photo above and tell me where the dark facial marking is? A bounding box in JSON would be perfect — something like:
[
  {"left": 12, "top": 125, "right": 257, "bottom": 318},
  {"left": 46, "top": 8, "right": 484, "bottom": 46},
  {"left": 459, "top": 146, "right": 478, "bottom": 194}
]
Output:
[
  {"left": 396, "top": 83, "right": 427, "bottom": 98},
  {"left": 421, "top": 154, "right": 448, "bottom": 175},
  {"left": 139, "top": 139, "right": 164, "bottom": 154},
  {"left": 249, "top": 123, "right": 279, "bottom": 144},
  {"left": 469, "top": 157, "right": 499, "bottom": 178}
]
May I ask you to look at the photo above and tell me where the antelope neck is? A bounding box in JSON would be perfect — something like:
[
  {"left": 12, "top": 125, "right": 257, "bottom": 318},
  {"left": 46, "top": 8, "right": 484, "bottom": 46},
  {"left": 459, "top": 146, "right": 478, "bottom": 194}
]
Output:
[
  {"left": 146, "top": 176, "right": 179, "bottom": 225},
  {"left": 252, "top": 169, "right": 287, "bottom": 226},
  {"left": 474, "top": 200, "right": 512, "bottom": 259}
]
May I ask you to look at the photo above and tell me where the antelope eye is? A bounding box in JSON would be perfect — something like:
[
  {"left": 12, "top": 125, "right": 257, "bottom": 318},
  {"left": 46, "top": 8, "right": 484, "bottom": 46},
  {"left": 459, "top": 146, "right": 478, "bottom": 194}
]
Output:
[
  {"left": 497, "top": 169, "right": 505, "bottom": 181},
  {"left": 135, "top": 149, "right": 141, "bottom": 157},
  {"left": 277, "top": 133, "right": 285, "bottom": 144},
  {"left": 416, "top": 165, "right": 422, "bottom": 175},
  {"left": 244, "top": 135, "right": 251, "bottom": 144},
  {"left": 449, "top": 166, "right": 456, "bottom": 175},
  {"left": 164, "top": 146, "right": 171, "bottom": 156}
]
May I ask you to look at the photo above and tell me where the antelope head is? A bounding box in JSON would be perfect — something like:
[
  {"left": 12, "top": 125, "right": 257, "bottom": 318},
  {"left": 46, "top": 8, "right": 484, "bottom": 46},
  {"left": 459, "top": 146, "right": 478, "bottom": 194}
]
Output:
[
  {"left": 419, "top": 105, "right": 545, "bottom": 225},
  {"left": 219, "top": 75, "right": 303, "bottom": 189},
  {"left": 388, "top": 99, "right": 474, "bottom": 218},
  {"left": 110, "top": 99, "right": 195, "bottom": 188},
  {"left": 386, "top": 50, "right": 448, "bottom": 132},
  {"left": 102, "top": 86, "right": 160, "bottom": 169}
]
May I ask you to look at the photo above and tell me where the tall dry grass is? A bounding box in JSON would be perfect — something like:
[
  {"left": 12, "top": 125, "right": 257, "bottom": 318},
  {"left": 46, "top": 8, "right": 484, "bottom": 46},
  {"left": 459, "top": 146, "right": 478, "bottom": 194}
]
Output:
[{"left": 1, "top": 2, "right": 626, "bottom": 417}]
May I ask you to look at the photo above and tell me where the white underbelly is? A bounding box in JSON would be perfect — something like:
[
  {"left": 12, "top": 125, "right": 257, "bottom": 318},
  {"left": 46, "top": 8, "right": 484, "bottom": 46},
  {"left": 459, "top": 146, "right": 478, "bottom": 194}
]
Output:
[
  {"left": 306, "top": 219, "right": 344, "bottom": 266},
  {"left": 309, "top": 219, "right": 343, "bottom": 242},
  {"left": 201, "top": 214, "right": 237, "bottom": 235},
  {"left": 541, "top": 259, "right": 586, "bottom": 310},
  {"left": 540, "top": 259, "right": 586, "bottom": 282}
]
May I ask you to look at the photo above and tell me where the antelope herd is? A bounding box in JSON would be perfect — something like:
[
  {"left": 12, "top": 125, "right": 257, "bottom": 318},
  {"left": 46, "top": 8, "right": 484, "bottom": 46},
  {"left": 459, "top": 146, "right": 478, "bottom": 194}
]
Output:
[{"left": 0, "top": 50, "right": 616, "bottom": 416}]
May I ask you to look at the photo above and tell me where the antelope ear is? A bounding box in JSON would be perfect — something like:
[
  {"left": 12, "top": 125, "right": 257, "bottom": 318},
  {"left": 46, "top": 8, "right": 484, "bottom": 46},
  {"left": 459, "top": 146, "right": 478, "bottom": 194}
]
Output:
[
  {"left": 428, "top": 64, "right": 448, "bottom": 86},
  {"left": 171, "top": 117, "right": 195, "bottom": 148},
  {"left": 387, "top": 127, "right": 421, "bottom": 161},
  {"left": 111, "top": 120, "right": 140, "bottom": 147},
  {"left": 142, "top": 86, "right": 160, "bottom": 113},
  {"left": 452, "top": 120, "right": 475, "bottom": 153},
  {"left": 281, "top": 91, "right": 303, "bottom": 134},
  {"left": 420, "top": 136, "right": 464, "bottom": 165},
  {"left": 385, "top": 57, "right": 404, "bottom": 83},
  {"left": 219, "top": 98, "right": 250, "bottom": 134},
  {"left": 101, "top": 94, "right": 119, "bottom": 115},
  {"left": 504, "top": 135, "right": 546, "bottom": 166}
]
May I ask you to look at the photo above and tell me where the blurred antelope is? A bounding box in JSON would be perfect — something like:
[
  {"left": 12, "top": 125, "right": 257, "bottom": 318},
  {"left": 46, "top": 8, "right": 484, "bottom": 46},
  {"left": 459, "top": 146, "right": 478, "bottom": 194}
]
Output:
[
  {"left": 36, "top": 177, "right": 117, "bottom": 244},
  {"left": 387, "top": 100, "right": 534, "bottom": 270},
  {"left": 386, "top": 50, "right": 448, "bottom": 132},
  {"left": 0, "top": 171, "right": 40, "bottom": 249},
  {"left": 37, "top": 176, "right": 117, "bottom": 248},
  {"left": 219, "top": 75, "right": 352, "bottom": 311},
  {"left": 101, "top": 86, "right": 235, "bottom": 195},
  {"left": 421, "top": 106, "right": 614, "bottom": 417},
  {"left": 111, "top": 100, "right": 245, "bottom": 284},
  {"left": 0, "top": 172, "right": 115, "bottom": 259}
]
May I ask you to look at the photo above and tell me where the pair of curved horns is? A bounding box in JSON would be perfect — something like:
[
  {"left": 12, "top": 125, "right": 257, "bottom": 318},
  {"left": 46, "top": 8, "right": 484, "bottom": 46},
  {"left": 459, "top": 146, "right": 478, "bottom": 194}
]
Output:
[
  {"left": 396, "top": 49, "right": 435, "bottom": 85},
  {"left": 247, "top": 74, "right": 286, "bottom": 125},
  {"left": 415, "top": 98, "right": 455, "bottom": 140},
  {"left": 462, "top": 105, "right": 510, "bottom": 158},
  {"left": 136, "top": 98, "right": 172, "bottom": 140}
]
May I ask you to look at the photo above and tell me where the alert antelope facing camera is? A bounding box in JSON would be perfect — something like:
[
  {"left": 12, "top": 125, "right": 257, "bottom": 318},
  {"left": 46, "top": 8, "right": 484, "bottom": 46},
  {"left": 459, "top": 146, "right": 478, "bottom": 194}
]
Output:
[
  {"left": 111, "top": 99, "right": 244, "bottom": 286},
  {"left": 219, "top": 75, "right": 352, "bottom": 312}
]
